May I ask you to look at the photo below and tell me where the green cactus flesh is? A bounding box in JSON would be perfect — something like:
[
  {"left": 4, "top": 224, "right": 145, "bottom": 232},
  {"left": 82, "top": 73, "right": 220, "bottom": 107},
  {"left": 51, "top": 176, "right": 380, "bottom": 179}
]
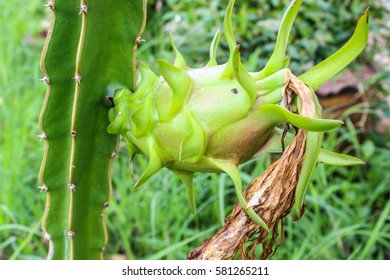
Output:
[
  {"left": 108, "top": 0, "right": 368, "bottom": 229},
  {"left": 39, "top": 0, "right": 146, "bottom": 259}
]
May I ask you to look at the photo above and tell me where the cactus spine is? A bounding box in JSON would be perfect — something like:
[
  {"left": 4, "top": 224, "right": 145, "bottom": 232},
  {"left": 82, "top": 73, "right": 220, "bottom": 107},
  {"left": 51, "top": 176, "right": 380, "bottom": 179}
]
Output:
[{"left": 39, "top": 0, "right": 146, "bottom": 259}]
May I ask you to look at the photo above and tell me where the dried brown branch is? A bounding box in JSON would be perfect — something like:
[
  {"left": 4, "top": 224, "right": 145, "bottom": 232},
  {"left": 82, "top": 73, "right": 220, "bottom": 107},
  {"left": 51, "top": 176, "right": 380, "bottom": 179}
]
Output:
[
  {"left": 188, "top": 72, "right": 314, "bottom": 260},
  {"left": 188, "top": 130, "right": 306, "bottom": 260}
]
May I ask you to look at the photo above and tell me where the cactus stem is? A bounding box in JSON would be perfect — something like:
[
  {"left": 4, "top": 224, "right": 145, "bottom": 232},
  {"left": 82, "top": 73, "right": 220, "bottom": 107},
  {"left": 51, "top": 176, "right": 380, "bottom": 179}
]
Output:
[
  {"left": 68, "top": 183, "right": 76, "bottom": 192},
  {"left": 38, "top": 185, "right": 49, "bottom": 192},
  {"left": 37, "top": 0, "right": 54, "bottom": 224},
  {"left": 44, "top": 1, "right": 55, "bottom": 11},
  {"left": 132, "top": 0, "right": 147, "bottom": 90},
  {"left": 38, "top": 0, "right": 147, "bottom": 259},
  {"left": 41, "top": 189, "right": 51, "bottom": 248},
  {"left": 68, "top": 9, "right": 87, "bottom": 257},
  {"left": 101, "top": 210, "right": 108, "bottom": 259},
  {"left": 104, "top": 140, "right": 118, "bottom": 259}
]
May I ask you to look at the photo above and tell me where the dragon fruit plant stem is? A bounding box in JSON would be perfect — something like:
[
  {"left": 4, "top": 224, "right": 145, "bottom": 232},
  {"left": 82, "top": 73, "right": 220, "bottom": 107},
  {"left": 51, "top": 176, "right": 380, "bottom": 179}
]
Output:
[
  {"left": 38, "top": 0, "right": 146, "bottom": 259},
  {"left": 108, "top": 0, "right": 368, "bottom": 230}
]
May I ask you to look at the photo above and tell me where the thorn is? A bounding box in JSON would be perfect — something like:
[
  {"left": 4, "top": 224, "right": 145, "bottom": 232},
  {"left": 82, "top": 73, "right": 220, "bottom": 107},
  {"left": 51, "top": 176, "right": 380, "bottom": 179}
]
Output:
[
  {"left": 38, "top": 184, "right": 48, "bottom": 192},
  {"left": 40, "top": 76, "right": 50, "bottom": 84},
  {"left": 111, "top": 151, "right": 119, "bottom": 159},
  {"left": 73, "top": 75, "right": 81, "bottom": 84},
  {"left": 106, "top": 96, "right": 114, "bottom": 106},
  {"left": 67, "top": 231, "right": 75, "bottom": 239},
  {"left": 43, "top": 232, "right": 51, "bottom": 241},
  {"left": 68, "top": 183, "right": 76, "bottom": 192},
  {"left": 43, "top": 1, "right": 54, "bottom": 11},
  {"left": 71, "top": 130, "right": 77, "bottom": 137},
  {"left": 37, "top": 133, "right": 47, "bottom": 141},
  {"left": 136, "top": 37, "right": 146, "bottom": 44},
  {"left": 79, "top": 4, "right": 88, "bottom": 14},
  {"left": 103, "top": 202, "right": 109, "bottom": 208}
]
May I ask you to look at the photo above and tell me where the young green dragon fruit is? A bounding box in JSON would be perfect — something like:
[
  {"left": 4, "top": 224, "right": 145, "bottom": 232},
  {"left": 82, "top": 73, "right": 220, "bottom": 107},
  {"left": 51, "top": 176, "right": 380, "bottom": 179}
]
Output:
[{"left": 108, "top": 0, "right": 368, "bottom": 230}]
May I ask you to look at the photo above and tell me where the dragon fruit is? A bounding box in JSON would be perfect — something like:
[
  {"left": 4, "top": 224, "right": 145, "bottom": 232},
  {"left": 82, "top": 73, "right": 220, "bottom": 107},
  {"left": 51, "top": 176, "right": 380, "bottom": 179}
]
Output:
[{"left": 108, "top": 0, "right": 368, "bottom": 230}]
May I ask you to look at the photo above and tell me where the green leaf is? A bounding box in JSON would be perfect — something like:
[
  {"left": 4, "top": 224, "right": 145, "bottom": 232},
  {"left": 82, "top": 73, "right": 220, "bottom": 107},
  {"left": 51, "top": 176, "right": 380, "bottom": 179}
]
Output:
[
  {"left": 294, "top": 131, "right": 323, "bottom": 218},
  {"left": 133, "top": 143, "right": 162, "bottom": 190},
  {"left": 157, "top": 59, "right": 192, "bottom": 119},
  {"left": 209, "top": 159, "right": 269, "bottom": 231},
  {"left": 318, "top": 149, "right": 365, "bottom": 166},
  {"left": 299, "top": 8, "right": 369, "bottom": 90},
  {"left": 255, "top": 0, "right": 302, "bottom": 79},
  {"left": 207, "top": 30, "right": 221, "bottom": 67},
  {"left": 169, "top": 33, "right": 187, "bottom": 69},
  {"left": 362, "top": 139, "right": 375, "bottom": 160},
  {"left": 172, "top": 170, "right": 196, "bottom": 213},
  {"left": 232, "top": 47, "right": 257, "bottom": 105},
  {"left": 221, "top": 0, "right": 237, "bottom": 78},
  {"left": 259, "top": 104, "right": 342, "bottom": 132}
]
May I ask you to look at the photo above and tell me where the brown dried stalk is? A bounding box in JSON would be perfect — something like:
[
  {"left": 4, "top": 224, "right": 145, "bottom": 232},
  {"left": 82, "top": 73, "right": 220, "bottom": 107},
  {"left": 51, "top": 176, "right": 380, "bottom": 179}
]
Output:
[{"left": 188, "top": 72, "right": 314, "bottom": 260}]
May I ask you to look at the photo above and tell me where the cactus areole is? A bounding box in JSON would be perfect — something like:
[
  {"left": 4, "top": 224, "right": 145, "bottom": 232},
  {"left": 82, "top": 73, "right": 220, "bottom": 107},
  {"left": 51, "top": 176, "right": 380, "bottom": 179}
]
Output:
[{"left": 108, "top": 0, "right": 368, "bottom": 230}]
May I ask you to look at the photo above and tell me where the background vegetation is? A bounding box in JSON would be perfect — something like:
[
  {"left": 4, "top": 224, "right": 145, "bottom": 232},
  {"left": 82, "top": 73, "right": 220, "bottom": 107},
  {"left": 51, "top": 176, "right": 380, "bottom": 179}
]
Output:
[{"left": 0, "top": 0, "right": 389, "bottom": 260}]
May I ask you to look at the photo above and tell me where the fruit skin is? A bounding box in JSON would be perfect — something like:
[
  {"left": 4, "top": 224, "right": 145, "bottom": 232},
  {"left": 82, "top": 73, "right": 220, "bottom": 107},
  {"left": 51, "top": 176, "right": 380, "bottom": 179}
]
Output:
[{"left": 108, "top": 0, "right": 368, "bottom": 229}]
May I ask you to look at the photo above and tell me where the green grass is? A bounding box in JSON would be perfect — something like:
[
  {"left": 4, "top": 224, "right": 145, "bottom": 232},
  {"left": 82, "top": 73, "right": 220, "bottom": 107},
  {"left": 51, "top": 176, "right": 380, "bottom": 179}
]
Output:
[
  {"left": 0, "top": 0, "right": 389, "bottom": 260},
  {"left": 0, "top": 0, "right": 48, "bottom": 260}
]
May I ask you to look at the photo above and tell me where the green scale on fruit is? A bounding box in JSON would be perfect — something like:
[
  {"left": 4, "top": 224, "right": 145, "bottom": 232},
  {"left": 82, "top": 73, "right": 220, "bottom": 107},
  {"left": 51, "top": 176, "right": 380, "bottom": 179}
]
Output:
[{"left": 108, "top": 0, "right": 368, "bottom": 230}]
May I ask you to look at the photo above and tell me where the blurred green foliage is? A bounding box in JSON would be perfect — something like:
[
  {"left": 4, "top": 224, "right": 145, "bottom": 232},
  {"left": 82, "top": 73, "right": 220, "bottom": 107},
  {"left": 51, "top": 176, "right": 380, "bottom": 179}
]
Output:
[{"left": 142, "top": 0, "right": 389, "bottom": 73}]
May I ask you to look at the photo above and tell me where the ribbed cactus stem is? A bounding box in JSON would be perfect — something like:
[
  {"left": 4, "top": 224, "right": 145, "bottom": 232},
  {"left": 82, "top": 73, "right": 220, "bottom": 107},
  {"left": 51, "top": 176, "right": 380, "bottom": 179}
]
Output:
[
  {"left": 39, "top": 0, "right": 80, "bottom": 259},
  {"left": 39, "top": 0, "right": 146, "bottom": 259}
]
